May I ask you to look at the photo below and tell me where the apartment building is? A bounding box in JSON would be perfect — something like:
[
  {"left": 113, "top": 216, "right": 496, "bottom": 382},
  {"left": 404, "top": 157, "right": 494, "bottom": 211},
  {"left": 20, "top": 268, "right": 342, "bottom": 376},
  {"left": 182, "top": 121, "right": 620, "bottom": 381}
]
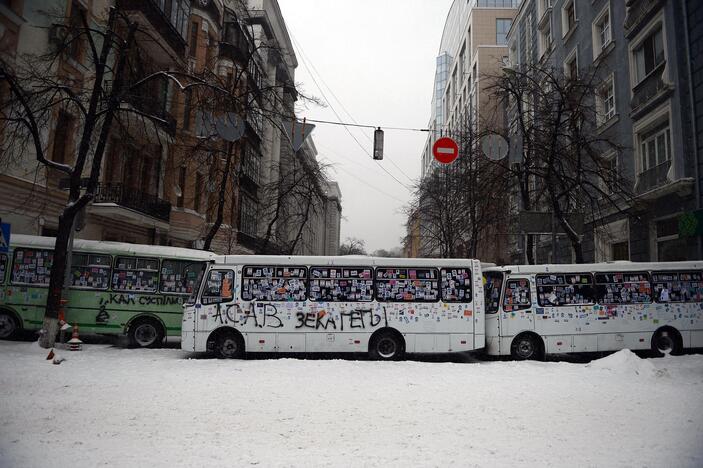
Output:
[
  {"left": 0, "top": 0, "right": 342, "bottom": 255},
  {"left": 505, "top": 0, "right": 701, "bottom": 263},
  {"left": 416, "top": 0, "right": 518, "bottom": 261}
]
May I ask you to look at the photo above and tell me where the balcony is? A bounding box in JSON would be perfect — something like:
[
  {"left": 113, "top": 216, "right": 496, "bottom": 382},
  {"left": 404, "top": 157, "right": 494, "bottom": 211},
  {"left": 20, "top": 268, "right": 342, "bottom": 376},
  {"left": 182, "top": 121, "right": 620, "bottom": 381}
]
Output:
[
  {"left": 631, "top": 64, "right": 672, "bottom": 119},
  {"left": 93, "top": 183, "right": 171, "bottom": 223},
  {"left": 636, "top": 160, "right": 670, "bottom": 195},
  {"left": 220, "top": 19, "right": 250, "bottom": 63},
  {"left": 624, "top": 0, "right": 662, "bottom": 37},
  {"left": 116, "top": 0, "right": 190, "bottom": 57},
  {"left": 123, "top": 90, "right": 177, "bottom": 137}
]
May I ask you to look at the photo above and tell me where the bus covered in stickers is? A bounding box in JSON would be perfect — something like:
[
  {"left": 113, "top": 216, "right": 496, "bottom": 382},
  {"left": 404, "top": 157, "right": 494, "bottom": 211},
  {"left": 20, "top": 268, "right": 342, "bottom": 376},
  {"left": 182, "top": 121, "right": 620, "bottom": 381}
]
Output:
[
  {"left": 483, "top": 262, "right": 703, "bottom": 360},
  {"left": 0, "top": 235, "right": 215, "bottom": 347},
  {"left": 182, "top": 255, "right": 484, "bottom": 359}
]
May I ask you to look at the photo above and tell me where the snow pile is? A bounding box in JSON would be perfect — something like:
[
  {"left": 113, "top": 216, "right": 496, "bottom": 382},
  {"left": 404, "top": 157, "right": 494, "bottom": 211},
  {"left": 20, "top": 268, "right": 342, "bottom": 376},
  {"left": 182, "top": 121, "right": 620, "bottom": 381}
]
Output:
[
  {"left": 0, "top": 341, "right": 702, "bottom": 467},
  {"left": 587, "top": 349, "right": 659, "bottom": 377}
]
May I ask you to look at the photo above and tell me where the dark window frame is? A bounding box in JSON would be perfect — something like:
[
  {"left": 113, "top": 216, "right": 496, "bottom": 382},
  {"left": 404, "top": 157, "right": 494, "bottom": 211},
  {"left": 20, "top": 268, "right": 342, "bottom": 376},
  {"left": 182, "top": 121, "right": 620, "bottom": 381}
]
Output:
[
  {"left": 651, "top": 270, "right": 703, "bottom": 303},
  {"left": 201, "top": 269, "right": 235, "bottom": 305},
  {"left": 11, "top": 248, "right": 54, "bottom": 287},
  {"left": 68, "top": 252, "right": 112, "bottom": 291},
  {"left": 503, "top": 278, "right": 532, "bottom": 311},
  {"left": 308, "top": 266, "right": 373, "bottom": 303},
  {"left": 160, "top": 259, "right": 207, "bottom": 295},
  {"left": 484, "top": 272, "right": 504, "bottom": 314},
  {"left": 374, "top": 267, "right": 440, "bottom": 303},
  {"left": 595, "top": 271, "right": 652, "bottom": 304},
  {"left": 241, "top": 265, "right": 308, "bottom": 302},
  {"left": 111, "top": 255, "right": 160, "bottom": 293},
  {"left": 535, "top": 273, "right": 595, "bottom": 307},
  {"left": 440, "top": 267, "right": 473, "bottom": 303}
]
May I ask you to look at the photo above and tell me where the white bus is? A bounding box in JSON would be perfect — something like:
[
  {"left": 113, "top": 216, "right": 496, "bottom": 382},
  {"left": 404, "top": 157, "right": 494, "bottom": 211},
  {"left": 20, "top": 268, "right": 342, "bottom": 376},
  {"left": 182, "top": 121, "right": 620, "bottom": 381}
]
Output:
[
  {"left": 483, "top": 262, "right": 703, "bottom": 360},
  {"left": 182, "top": 255, "right": 485, "bottom": 359}
]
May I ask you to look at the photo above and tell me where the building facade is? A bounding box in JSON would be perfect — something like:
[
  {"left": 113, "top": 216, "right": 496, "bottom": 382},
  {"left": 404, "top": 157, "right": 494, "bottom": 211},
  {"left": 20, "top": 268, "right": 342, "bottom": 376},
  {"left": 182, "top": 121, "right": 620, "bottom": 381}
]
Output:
[
  {"left": 506, "top": 0, "right": 702, "bottom": 264},
  {"left": 0, "top": 0, "right": 341, "bottom": 255}
]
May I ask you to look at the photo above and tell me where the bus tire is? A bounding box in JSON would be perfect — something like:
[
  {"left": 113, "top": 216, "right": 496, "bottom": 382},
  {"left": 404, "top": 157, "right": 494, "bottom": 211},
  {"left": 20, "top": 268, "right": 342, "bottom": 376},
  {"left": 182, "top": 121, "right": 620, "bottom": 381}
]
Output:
[
  {"left": 215, "top": 329, "right": 244, "bottom": 359},
  {"left": 651, "top": 327, "right": 682, "bottom": 357},
  {"left": 369, "top": 329, "right": 405, "bottom": 361},
  {"left": 510, "top": 332, "right": 544, "bottom": 361},
  {"left": 127, "top": 318, "right": 164, "bottom": 349},
  {"left": 0, "top": 309, "right": 20, "bottom": 340}
]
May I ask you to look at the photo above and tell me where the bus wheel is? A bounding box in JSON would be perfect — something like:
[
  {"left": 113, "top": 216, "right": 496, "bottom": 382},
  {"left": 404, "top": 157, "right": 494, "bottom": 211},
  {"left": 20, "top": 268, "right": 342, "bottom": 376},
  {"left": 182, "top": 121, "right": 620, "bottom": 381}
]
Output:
[
  {"left": 369, "top": 330, "right": 405, "bottom": 361},
  {"left": 216, "top": 330, "right": 244, "bottom": 359},
  {"left": 651, "top": 327, "right": 682, "bottom": 357},
  {"left": 0, "top": 310, "right": 19, "bottom": 339},
  {"left": 511, "top": 333, "right": 543, "bottom": 361},
  {"left": 128, "top": 319, "right": 164, "bottom": 348}
]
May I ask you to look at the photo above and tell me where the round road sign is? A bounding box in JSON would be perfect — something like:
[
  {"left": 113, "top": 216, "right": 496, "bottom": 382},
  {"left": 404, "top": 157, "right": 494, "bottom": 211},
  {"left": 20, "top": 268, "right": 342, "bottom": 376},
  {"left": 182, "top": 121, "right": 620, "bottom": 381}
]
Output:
[{"left": 432, "top": 137, "right": 459, "bottom": 164}]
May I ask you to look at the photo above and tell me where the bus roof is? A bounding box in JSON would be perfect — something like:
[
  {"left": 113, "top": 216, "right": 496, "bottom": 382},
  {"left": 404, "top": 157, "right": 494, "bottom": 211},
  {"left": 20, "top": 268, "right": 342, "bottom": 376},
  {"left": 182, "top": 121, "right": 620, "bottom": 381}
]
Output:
[
  {"left": 484, "top": 261, "right": 703, "bottom": 274},
  {"left": 10, "top": 235, "right": 216, "bottom": 261},
  {"left": 215, "top": 255, "right": 479, "bottom": 268}
]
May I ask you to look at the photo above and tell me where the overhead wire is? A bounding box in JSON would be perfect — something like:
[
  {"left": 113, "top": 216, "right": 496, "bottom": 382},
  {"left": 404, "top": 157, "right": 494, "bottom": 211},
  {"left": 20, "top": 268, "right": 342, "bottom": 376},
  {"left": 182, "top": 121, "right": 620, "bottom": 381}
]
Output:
[{"left": 289, "top": 33, "right": 414, "bottom": 192}]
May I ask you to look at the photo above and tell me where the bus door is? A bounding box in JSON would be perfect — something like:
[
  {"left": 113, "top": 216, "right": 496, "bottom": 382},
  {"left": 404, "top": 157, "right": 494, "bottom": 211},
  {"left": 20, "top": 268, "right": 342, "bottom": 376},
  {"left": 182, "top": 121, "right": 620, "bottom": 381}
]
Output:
[
  {"left": 483, "top": 271, "right": 504, "bottom": 354},
  {"left": 501, "top": 275, "right": 535, "bottom": 339},
  {"left": 198, "top": 269, "right": 235, "bottom": 333}
]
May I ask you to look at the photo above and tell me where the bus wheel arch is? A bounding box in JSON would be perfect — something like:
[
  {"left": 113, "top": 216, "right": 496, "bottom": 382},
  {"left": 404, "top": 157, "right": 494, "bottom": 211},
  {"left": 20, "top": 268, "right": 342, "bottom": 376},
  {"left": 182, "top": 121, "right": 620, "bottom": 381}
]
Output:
[
  {"left": 510, "top": 332, "right": 544, "bottom": 361},
  {"left": 208, "top": 327, "right": 245, "bottom": 359},
  {"left": 126, "top": 315, "right": 165, "bottom": 349},
  {"left": 651, "top": 326, "right": 682, "bottom": 357},
  {"left": 368, "top": 328, "right": 405, "bottom": 361},
  {"left": 0, "top": 308, "right": 21, "bottom": 339}
]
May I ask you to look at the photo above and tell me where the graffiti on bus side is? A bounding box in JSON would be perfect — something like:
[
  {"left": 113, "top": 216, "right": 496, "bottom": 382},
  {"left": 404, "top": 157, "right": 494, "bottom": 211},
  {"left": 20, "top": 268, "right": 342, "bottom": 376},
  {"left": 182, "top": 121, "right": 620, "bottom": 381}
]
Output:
[
  {"left": 210, "top": 303, "right": 390, "bottom": 331},
  {"left": 98, "top": 293, "right": 184, "bottom": 307}
]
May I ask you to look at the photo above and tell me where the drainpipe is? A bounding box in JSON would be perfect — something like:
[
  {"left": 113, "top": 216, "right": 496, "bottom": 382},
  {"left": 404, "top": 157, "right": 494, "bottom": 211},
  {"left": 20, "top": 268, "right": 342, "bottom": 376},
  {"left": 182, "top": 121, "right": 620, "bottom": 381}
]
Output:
[{"left": 682, "top": 0, "right": 702, "bottom": 258}]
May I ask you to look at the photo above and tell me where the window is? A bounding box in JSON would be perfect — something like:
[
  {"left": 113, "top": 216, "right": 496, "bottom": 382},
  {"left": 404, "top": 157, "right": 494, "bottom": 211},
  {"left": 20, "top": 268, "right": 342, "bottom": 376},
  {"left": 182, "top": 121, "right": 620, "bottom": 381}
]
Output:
[
  {"left": 182, "top": 89, "right": 192, "bottom": 130},
  {"left": 651, "top": 271, "right": 703, "bottom": 303},
  {"left": 70, "top": 253, "right": 111, "bottom": 289},
  {"left": 633, "top": 27, "right": 664, "bottom": 84},
  {"left": 309, "top": 267, "right": 373, "bottom": 302},
  {"left": 11, "top": 249, "right": 53, "bottom": 285},
  {"left": 592, "top": 6, "right": 611, "bottom": 58},
  {"left": 375, "top": 267, "right": 439, "bottom": 302},
  {"left": 240, "top": 194, "right": 258, "bottom": 236},
  {"left": 601, "top": 153, "right": 618, "bottom": 194},
  {"left": 525, "top": 14, "right": 533, "bottom": 62},
  {"left": 611, "top": 241, "right": 629, "bottom": 261},
  {"left": 484, "top": 272, "right": 503, "bottom": 314},
  {"left": 112, "top": 256, "right": 159, "bottom": 292},
  {"left": 503, "top": 279, "right": 531, "bottom": 311},
  {"left": 0, "top": 254, "right": 8, "bottom": 284},
  {"left": 596, "top": 76, "right": 615, "bottom": 125},
  {"left": 639, "top": 123, "right": 671, "bottom": 172},
  {"left": 193, "top": 173, "right": 204, "bottom": 212},
  {"left": 52, "top": 112, "right": 75, "bottom": 164},
  {"left": 539, "top": 19, "right": 553, "bottom": 57},
  {"left": 562, "top": 0, "right": 576, "bottom": 37},
  {"left": 595, "top": 272, "right": 652, "bottom": 304},
  {"left": 440, "top": 268, "right": 472, "bottom": 303},
  {"left": 67, "top": 1, "right": 85, "bottom": 61},
  {"left": 241, "top": 266, "right": 307, "bottom": 301},
  {"left": 189, "top": 21, "right": 199, "bottom": 58},
  {"left": 536, "top": 274, "right": 594, "bottom": 306},
  {"left": 201, "top": 270, "right": 234, "bottom": 305},
  {"left": 176, "top": 166, "right": 186, "bottom": 208},
  {"left": 564, "top": 50, "right": 577, "bottom": 80},
  {"left": 160, "top": 260, "right": 206, "bottom": 295},
  {"left": 496, "top": 19, "right": 512, "bottom": 45}
]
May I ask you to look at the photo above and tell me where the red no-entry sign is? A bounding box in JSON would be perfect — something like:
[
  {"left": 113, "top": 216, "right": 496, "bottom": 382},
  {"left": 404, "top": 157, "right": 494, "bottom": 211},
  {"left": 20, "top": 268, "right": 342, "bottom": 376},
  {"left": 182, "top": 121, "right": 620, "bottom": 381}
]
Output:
[{"left": 432, "top": 137, "right": 459, "bottom": 164}]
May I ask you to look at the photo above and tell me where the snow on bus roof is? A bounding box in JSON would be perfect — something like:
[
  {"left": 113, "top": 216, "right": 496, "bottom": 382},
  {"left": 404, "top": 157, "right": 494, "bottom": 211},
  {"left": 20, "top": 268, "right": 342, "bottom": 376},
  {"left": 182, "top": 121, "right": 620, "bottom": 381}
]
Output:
[
  {"left": 484, "top": 261, "right": 703, "bottom": 274},
  {"left": 9, "top": 235, "right": 216, "bottom": 260},
  {"left": 215, "top": 255, "right": 479, "bottom": 268}
]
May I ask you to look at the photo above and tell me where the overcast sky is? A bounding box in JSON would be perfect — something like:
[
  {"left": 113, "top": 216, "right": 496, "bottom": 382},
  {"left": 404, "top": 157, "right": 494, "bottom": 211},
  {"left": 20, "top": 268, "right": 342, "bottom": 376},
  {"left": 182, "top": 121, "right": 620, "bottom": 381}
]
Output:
[{"left": 277, "top": 0, "right": 454, "bottom": 253}]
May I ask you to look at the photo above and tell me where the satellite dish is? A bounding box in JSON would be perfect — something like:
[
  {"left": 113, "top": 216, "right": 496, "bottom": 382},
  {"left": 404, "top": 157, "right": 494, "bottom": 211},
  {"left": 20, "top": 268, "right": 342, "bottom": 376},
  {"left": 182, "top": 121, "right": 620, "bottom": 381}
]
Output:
[
  {"left": 481, "top": 133, "right": 509, "bottom": 161},
  {"left": 215, "top": 112, "right": 246, "bottom": 142}
]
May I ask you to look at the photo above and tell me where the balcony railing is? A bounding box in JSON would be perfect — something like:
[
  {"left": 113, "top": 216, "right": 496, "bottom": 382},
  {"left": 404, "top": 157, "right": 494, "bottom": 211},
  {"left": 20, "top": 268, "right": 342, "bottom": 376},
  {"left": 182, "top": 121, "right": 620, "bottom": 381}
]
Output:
[
  {"left": 94, "top": 183, "right": 171, "bottom": 222},
  {"left": 123, "top": 91, "right": 177, "bottom": 136},
  {"left": 116, "top": 0, "right": 190, "bottom": 57},
  {"left": 636, "top": 160, "right": 671, "bottom": 194},
  {"left": 631, "top": 64, "right": 671, "bottom": 115}
]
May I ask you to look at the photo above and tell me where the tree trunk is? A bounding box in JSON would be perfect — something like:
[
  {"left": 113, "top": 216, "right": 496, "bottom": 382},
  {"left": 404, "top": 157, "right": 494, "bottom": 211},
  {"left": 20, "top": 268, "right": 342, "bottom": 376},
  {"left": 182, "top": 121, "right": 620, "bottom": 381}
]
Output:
[{"left": 203, "top": 141, "right": 235, "bottom": 251}]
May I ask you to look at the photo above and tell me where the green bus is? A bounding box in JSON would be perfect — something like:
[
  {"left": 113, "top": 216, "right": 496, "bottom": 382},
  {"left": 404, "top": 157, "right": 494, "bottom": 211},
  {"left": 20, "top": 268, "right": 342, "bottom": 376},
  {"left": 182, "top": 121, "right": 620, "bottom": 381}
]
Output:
[{"left": 0, "top": 235, "right": 215, "bottom": 347}]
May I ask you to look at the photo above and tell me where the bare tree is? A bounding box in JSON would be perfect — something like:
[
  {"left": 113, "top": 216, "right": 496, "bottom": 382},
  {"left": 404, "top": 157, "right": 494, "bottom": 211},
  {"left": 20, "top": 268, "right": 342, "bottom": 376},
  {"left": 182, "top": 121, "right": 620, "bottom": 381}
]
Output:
[
  {"left": 0, "top": 6, "right": 230, "bottom": 349},
  {"left": 488, "top": 61, "right": 633, "bottom": 263},
  {"left": 339, "top": 237, "right": 367, "bottom": 256}
]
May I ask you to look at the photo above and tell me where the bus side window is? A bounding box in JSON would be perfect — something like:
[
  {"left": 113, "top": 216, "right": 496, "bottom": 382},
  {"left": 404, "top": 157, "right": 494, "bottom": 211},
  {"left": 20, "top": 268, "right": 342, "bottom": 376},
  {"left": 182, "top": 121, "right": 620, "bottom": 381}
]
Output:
[
  {"left": 536, "top": 273, "right": 594, "bottom": 306},
  {"left": 652, "top": 271, "right": 703, "bottom": 303},
  {"left": 595, "top": 272, "right": 652, "bottom": 304},
  {"left": 161, "top": 260, "right": 205, "bottom": 295},
  {"left": 309, "top": 267, "right": 373, "bottom": 302},
  {"left": 11, "top": 248, "right": 53, "bottom": 285},
  {"left": 112, "top": 256, "right": 159, "bottom": 292},
  {"left": 202, "top": 270, "right": 235, "bottom": 305},
  {"left": 503, "top": 279, "right": 531, "bottom": 311},
  {"left": 440, "top": 268, "right": 472, "bottom": 303},
  {"left": 375, "top": 267, "right": 439, "bottom": 302},
  {"left": 483, "top": 273, "right": 503, "bottom": 314},
  {"left": 241, "top": 266, "right": 307, "bottom": 301},
  {"left": 0, "top": 254, "right": 7, "bottom": 284},
  {"left": 70, "top": 253, "right": 111, "bottom": 290}
]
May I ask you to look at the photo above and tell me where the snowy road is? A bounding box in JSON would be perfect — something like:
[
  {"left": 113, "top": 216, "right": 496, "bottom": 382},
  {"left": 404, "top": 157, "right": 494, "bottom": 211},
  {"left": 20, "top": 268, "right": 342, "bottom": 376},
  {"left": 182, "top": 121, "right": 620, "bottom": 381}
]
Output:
[{"left": 1, "top": 341, "right": 702, "bottom": 468}]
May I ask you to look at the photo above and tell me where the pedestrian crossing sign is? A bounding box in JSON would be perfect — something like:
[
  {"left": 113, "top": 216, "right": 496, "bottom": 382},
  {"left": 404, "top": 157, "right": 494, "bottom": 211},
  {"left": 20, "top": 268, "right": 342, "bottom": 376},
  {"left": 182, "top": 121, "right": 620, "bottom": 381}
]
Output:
[{"left": 0, "top": 223, "right": 10, "bottom": 253}]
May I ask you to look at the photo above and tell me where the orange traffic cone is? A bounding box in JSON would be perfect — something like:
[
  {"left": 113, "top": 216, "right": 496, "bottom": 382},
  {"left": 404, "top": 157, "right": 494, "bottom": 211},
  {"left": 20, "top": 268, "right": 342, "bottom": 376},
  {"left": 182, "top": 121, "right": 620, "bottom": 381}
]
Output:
[{"left": 67, "top": 322, "right": 83, "bottom": 351}]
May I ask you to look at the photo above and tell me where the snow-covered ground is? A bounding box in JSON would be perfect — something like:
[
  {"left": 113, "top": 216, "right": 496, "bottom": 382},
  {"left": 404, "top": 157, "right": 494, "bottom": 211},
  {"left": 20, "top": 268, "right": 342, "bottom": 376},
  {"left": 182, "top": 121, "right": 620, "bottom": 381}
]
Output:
[{"left": 1, "top": 341, "right": 702, "bottom": 467}]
